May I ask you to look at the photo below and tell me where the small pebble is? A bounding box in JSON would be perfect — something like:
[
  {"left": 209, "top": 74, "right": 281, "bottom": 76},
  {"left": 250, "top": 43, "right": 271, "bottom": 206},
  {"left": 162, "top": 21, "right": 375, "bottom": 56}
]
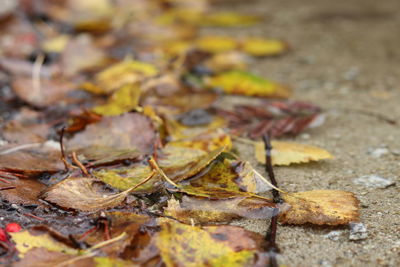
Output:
[
  {"left": 349, "top": 222, "right": 368, "bottom": 241},
  {"left": 324, "top": 230, "right": 343, "bottom": 241},
  {"left": 353, "top": 175, "right": 395, "bottom": 189},
  {"left": 367, "top": 147, "right": 389, "bottom": 158}
]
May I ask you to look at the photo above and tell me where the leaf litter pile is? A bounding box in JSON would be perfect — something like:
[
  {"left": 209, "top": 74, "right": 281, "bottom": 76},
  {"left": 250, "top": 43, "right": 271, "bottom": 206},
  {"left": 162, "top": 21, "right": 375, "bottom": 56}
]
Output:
[{"left": 0, "top": 0, "right": 360, "bottom": 266}]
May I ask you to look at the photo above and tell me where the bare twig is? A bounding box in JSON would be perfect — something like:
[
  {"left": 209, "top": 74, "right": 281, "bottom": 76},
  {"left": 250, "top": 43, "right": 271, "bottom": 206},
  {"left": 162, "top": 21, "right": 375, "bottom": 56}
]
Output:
[
  {"left": 148, "top": 157, "right": 179, "bottom": 188},
  {"left": 71, "top": 152, "right": 89, "bottom": 177}
]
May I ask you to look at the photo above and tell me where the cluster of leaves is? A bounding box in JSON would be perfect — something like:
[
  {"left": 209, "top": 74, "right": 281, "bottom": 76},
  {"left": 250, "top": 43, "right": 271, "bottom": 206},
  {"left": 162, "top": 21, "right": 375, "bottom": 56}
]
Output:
[{"left": 0, "top": 0, "right": 360, "bottom": 266}]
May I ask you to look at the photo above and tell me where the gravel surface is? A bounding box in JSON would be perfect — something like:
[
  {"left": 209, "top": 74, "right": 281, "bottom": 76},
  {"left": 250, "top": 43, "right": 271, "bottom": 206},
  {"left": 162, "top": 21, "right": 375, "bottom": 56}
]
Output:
[{"left": 209, "top": 0, "right": 400, "bottom": 266}]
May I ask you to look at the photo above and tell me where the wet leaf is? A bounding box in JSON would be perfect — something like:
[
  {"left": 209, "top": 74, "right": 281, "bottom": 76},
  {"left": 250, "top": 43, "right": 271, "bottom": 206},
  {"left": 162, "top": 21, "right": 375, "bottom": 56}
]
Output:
[
  {"left": 241, "top": 38, "right": 288, "bottom": 57},
  {"left": 207, "top": 70, "right": 291, "bottom": 98},
  {"left": 0, "top": 177, "right": 46, "bottom": 206},
  {"left": 255, "top": 141, "right": 334, "bottom": 166},
  {"left": 0, "top": 145, "right": 64, "bottom": 174},
  {"left": 156, "top": 219, "right": 265, "bottom": 267},
  {"left": 92, "top": 83, "right": 141, "bottom": 116},
  {"left": 41, "top": 177, "right": 134, "bottom": 211},
  {"left": 280, "top": 190, "right": 360, "bottom": 225},
  {"left": 10, "top": 227, "right": 77, "bottom": 257},
  {"left": 67, "top": 113, "right": 156, "bottom": 163},
  {"left": 11, "top": 77, "right": 76, "bottom": 108}
]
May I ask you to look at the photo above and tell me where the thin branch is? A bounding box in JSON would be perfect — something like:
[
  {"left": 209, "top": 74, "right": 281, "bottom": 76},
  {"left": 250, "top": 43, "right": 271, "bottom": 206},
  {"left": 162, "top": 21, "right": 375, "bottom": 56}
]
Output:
[
  {"left": 71, "top": 152, "right": 89, "bottom": 177},
  {"left": 262, "top": 134, "right": 282, "bottom": 203},
  {"left": 59, "top": 127, "right": 74, "bottom": 171},
  {"left": 148, "top": 157, "right": 179, "bottom": 188}
]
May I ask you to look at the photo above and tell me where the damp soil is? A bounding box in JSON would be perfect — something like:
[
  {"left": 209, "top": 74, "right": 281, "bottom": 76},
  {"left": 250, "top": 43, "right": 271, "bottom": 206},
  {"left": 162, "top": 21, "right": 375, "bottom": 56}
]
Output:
[{"left": 207, "top": 0, "right": 400, "bottom": 266}]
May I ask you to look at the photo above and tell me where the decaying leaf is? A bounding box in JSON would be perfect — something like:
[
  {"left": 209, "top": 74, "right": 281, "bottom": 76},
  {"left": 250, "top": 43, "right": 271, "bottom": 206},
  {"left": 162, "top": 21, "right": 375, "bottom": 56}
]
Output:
[
  {"left": 280, "top": 190, "right": 360, "bottom": 225},
  {"left": 255, "top": 141, "right": 334, "bottom": 165},
  {"left": 196, "top": 36, "right": 237, "bottom": 53},
  {"left": 10, "top": 227, "right": 77, "bottom": 257},
  {"left": 41, "top": 177, "right": 133, "bottom": 211},
  {"left": 0, "top": 177, "right": 46, "bottom": 206},
  {"left": 67, "top": 113, "right": 156, "bottom": 163},
  {"left": 207, "top": 70, "right": 290, "bottom": 98},
  {"left": 165, "top": 196, "right": 277, "bottom": 224},
  {"left": 155, "top": 219, "right": 266, "bottom": 267},
  {"left": 92, "top": 83, "right": 141, "bottom": 116},
  {"left": 94, "top": 145, "right": 224, "bottom": 192},
  {"left": 240, "top": 38, "right": 288, "bottom": 57}
]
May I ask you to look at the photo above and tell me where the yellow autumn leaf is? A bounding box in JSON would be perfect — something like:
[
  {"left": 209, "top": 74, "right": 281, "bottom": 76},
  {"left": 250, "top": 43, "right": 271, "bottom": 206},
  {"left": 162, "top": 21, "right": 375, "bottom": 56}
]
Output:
[
  {"left": 196, "top": 36, "right": 237, "bottom": 53},
  {"left": 156, "top": 219, "right": 262, "bottom": 267},
  {"left": 241, "top": 38, "right": 288, "bottom": 57},
  {"left": 87, "top": 60, "right": 158, "bottom": 94},
  {"left": 167, "top": 130, "right": 232, "bottom": 152},
  {"left": 201, "top": 12, "right": 262, "bottom": 27},
  {"left": 205, "top": 51, "right": 248, "bottom": 72},
  {"left": 280, "top": 190, "right": 360, "bottom": 225},
  {"left": 206, "top": 70, "right": 290, "bottom": 98},
  {"left": 42, "top": 35, "right": 70, "bottom": 53},
  {"left": 92, "top": 83, "right": 141, "bottom": 116},
  {"left": 255, "top": 141, "right": 334, "bottom": 166},
  {"left": 10, "top": 229, "right": 78, "bottom": 257}
]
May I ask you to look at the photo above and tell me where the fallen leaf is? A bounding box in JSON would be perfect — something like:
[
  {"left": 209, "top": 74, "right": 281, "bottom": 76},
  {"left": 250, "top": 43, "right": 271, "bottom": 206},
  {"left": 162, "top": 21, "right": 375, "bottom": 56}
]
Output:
[
  {"left": 10, "top": 227, "right": 77, "bottom": 257},
  {"left": 156, "top": 219, "right": 266, "bottom": 267},
  {"left": 240, "top": 38, "right": 288, "bottom": 57},
  {"left": 0, "top": 177, "right": 46, "bottom": 206},
  {"left": 165, "top": 196, "right": 277, "bottom": 224},
  {"left": 255, "top": 141, "right": 334, "bottom": 166},
  {"left": 41, "top": 177, "right": 133, "bottom": 211},
  {"left": 92, "top": 83, "right": 141, "bottom": 116},
  {"left": 167, "top": 130, "right": 232, "bottom": 152},
  {"left": 67, "top": 113, "right": 156, "bottom": 163},
  {"left": 280, "top": 190, "right": 360, "bottom": 225},
  {"left": 195, "top": 36, "right": 237, "bottom": 53},
  {"left": 201, "top": 12, "right": 262, "bottom": 27},
  {"left": 206, "top": 70, "right": 290, "bottom": 98},
  {"left": 94, "top": 145, "right": 224, "bottom": 192},
  {"left": 84, "top": 60, "right": 158, "bottom": 94},
  {"left": 205, "top": 51, "right": 248, "bottom": 72}
]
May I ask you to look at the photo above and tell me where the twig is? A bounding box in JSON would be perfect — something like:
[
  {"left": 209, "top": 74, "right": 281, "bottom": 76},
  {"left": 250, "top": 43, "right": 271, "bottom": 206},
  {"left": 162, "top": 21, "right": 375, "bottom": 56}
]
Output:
[
  {"left": 128, "top": 170, "right": 156, "bottom": 192},
  {"left": 59, "top": 127, "right": 74, "bottom": 172},
  {"left": 23, "top": 213, "right": 45, "bottom": 221},
  {"left": 71, "top": 152, "right": 89, "bottom": 177},
  {"left": 0, "top": 143, "right": 42, "bottom": 155},
  {"left": 0, "top": 186, "right": 16, "bottom": 191},
  {"left": 148, "top": 157, "right": 179, "bottom": 188},
  {"left": 32, "top": 53, "right": 44, "bottom": 102},
  {"left": 262, "top": 134, "right": 282, "bottom": 267}
]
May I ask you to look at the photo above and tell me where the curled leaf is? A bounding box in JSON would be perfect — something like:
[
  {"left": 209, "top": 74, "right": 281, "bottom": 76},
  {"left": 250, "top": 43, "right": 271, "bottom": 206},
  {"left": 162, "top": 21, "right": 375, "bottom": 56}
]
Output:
[
  {"left": 255, "top": 141, "right": 334, "bottom": 166},
  {"left": 280, "top": 190, "right": 360, "bottom": 225},
  {"left": 41, "top": 177, "right": 133, "bottom": 211}
]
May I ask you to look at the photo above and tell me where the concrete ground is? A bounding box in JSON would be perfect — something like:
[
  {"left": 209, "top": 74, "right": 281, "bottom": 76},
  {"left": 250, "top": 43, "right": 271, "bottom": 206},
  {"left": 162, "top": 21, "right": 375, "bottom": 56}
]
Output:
[{"left": 208, "top": 0, "right": 400, "bottom": 266}]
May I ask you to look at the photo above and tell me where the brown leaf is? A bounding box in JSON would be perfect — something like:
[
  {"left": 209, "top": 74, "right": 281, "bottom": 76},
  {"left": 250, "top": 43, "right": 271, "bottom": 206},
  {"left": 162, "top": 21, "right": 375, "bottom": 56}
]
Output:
[
  {"left": 0, "top": 177, "right": 46, "bottom": 206},
  {"left": 67, "top": 113, "right": 156, "bottom": 163},
  {"left": 41, "top": 177, "right": 133, "bottom": 211},
  {"left": 280, "top": 190, "right": 360, "bottom": 225}
]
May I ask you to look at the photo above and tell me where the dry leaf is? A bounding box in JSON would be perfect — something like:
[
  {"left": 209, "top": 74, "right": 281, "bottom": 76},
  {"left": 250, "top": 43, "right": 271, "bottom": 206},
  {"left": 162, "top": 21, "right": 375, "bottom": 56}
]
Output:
[
  {"left": 196, "top": 36, "right": 237, "bottom": 53},
  {"left": 207, "top": 70, "right": 290, "bottom": 98},
  {"left": 41, "top": 177, "right": 133, "bottom": 211},
  {"left": 280, "top": 190, "right": 360, "bottom": 225},
  {"left": 255, "top": 141, "right": 334, "bottom": 166},
  {"left": 201, "top": 12, "right": 261, "bottom": 27},
  {"left": 167, "top": 130, "right": 232, "bottom": 152},
  {"left": 0, "top": 177, "right": 46, "bottom": 206},
  {"left": 156, "top": 219, "right": 266, "bottom": 267}
]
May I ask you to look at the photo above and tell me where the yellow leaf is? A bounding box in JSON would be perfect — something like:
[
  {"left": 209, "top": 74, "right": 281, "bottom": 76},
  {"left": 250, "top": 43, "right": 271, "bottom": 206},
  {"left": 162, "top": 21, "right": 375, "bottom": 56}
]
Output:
[
  {"left": 201, "top": 12, "right": 261, "bottom": 27},
  {"left": 205, "top": 51, "right": 248, "bottom": 72},
  {"left": 41, "top": 177, "right": 134, "bottom": 211},
  {"left": 10, "top": 229, "right": 77, "bottom": 257},
  {"left": 280, "top": 190, "right": 360, "bottom": 225},
  {"left": 168, "top": 130, "right": 232, "bottom": 152},
  {"left": 162, "top": 40, "right": 191, "bottom": 57},
  {"left": 93, "top": 60, "right": 158, "bottom": 94},
  {"left": 207, "top": 70, "right": 290, "bottom": 98},
  {"left": 42, "top": 35, "right": 70, "bottom": 53},
  {"left": 92, "top": 83, "right": 141, "bottom": 116},
  {"left": 195, "top": 36, "right": 237, "bottom": 53},
  {"left": 156, "top": 219, "right": 262, "bottom": 267},
  {"left": 255, "top": 141, "right": 334, "bottom": 166},
  {"left": 94, "top": 145, "right": 224, "bottom": 192},
  {"left": 241, "top": 38, "right": 288, "bottom": 57}
]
